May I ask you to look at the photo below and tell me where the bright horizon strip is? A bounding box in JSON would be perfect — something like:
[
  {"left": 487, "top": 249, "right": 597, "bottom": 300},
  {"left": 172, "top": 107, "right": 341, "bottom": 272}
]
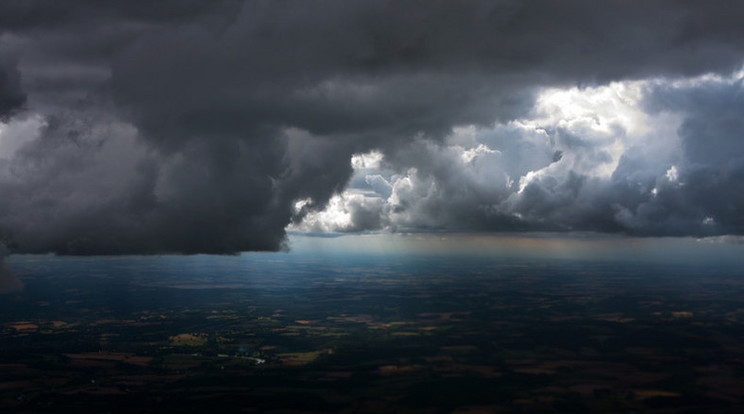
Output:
[{"left": 287, "top": 232, "right": 744, "bottom": 266}]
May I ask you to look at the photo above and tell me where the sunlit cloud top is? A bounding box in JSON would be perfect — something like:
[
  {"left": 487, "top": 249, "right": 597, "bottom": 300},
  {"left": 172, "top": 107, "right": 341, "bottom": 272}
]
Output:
[{"left": 292, "top": 69, "right": 744, "bottom": 239}]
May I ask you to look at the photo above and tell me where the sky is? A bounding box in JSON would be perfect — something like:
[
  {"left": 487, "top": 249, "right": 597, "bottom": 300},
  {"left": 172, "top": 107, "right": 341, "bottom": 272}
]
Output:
[{"left": 1, "top": 1, "right": 744, "bottom": 258}]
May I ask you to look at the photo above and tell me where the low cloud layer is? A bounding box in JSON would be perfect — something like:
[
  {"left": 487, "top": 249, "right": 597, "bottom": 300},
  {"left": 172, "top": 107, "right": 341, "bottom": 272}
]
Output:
[{"left": 1, "top": 1, "right": 744, "bottom": 254}]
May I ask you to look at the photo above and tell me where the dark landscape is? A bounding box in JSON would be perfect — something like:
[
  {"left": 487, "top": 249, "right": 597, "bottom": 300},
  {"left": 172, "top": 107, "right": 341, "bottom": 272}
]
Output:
[{"left": 2, "top": 253, "right": 743, "bottom": 413}]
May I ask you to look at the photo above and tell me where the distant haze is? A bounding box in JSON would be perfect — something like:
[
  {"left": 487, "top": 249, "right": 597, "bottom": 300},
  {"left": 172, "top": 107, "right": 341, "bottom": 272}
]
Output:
[
  {"left": 0, "top": 246, "right": 22, "bottom": 293},
  {"left": 288, "top": 233, "right": 744, "bottom": 267}
]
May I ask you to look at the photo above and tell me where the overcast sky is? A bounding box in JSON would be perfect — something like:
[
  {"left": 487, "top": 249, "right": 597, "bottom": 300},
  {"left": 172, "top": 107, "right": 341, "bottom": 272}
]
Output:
[{"left": 1, "top": 1, "right": 743, "bottom": 255}]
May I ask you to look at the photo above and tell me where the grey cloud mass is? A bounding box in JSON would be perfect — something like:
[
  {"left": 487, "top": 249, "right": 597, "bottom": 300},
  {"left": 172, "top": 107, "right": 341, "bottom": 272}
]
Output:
[
  {"left": 0, "top": 55, "right": 24, "bottom": 121},
  {"left": 1, "top": 1, "right": 744, "bottom": 254}
]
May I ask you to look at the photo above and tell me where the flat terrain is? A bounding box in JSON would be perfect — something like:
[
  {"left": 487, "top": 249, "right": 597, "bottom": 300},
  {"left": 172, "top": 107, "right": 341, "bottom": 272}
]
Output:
[{"left": 1, "top": 254, "right": 743, "bottom": 413}]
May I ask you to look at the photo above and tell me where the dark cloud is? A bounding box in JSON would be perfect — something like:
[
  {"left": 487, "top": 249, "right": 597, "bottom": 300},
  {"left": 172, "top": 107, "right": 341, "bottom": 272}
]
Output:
[
  {"left": 616, "top": 78, "right": 744, "bottom": 235},
  {"left": 0, "top": 55, "right": 24, "bottom": 121},
  {"left": 1, "top": 1, "right": 744, "bottom": 254}
]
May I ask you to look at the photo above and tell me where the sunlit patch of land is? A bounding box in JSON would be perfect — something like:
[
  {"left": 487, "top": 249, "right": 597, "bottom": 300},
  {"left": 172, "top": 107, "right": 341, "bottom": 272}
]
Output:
[
  {"left": 5, "top": 322, "right": 39, "bottom": 331},
  {"left": 277, "top": 349, "right": 333, "bottom": 366},
  {"left": 169, "top": 333, "right": 208, "bottom": 347},
  {"left": 632, "top": 389, "right": 682, "bottom": 399}
]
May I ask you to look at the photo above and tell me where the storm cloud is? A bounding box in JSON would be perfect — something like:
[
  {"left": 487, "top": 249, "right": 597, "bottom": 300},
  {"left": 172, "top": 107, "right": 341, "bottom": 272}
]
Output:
[{"left": 1, "top": 1, "right": 744, "bottom": 254}]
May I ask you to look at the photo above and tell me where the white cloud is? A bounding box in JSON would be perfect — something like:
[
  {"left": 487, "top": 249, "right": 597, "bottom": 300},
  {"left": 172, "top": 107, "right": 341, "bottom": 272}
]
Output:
[
  {"left": 532, "top": 81, "right": 648, "bottom": 136},
  {"left": 665, "top": 165, "right": 679, "bottom": 182},
  {"left": 289, "top": 190, "right": 385, "bottom": 233},
  {"left": 351, "top": 150, "right": 384, "bottom": 170},
  {"left": 289, "top": 69, "right": 744, "bottom": 238}
]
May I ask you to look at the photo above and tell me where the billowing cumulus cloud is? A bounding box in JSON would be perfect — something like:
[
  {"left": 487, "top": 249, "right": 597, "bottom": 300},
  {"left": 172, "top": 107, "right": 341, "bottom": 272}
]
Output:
[
  {"left": 296, "top": 71, "right": 744, "bottom": 237},
  {"left": 1, "top": 1, "right": 744, "bottom": 254}
]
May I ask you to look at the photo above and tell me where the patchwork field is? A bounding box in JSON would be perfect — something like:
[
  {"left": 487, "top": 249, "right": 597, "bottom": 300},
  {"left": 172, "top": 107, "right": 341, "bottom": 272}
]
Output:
[{"left": 1, "top": 254, "right": 743, "bottom": 412}]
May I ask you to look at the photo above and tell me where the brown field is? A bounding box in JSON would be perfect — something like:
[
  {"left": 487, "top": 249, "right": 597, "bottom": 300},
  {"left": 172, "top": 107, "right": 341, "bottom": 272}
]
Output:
[
  {"left": 64, "top": 352, "right": 153, "bottom": 367},
  {"left": 5, "top": 322, "right": 39, "bottom": 331}
]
